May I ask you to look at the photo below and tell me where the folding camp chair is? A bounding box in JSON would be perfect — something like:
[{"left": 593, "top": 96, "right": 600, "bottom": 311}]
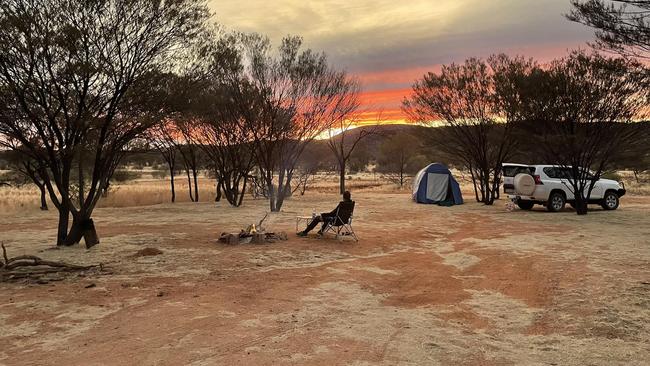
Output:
[{"left": 321, "top": 201, "right": 358, "bottom": 242}]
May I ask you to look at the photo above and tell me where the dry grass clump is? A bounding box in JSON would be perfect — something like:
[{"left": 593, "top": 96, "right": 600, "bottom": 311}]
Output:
[
  {"left": 617, "top": 170, "right": 650, "bottom": 195},
  {"left": 97, "top": 179, "right": 217, "bottom": 208},
  {"left": 1, "top": 170, "right": 648, "bottom": 213},
  {"left": 0, "top": 186, "right": 48, "bottom": 213}
]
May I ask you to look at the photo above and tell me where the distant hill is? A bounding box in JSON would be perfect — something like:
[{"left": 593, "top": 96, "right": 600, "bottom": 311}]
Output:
[{"left": 323, "top": 123, "right": 430, "bottom": 152}]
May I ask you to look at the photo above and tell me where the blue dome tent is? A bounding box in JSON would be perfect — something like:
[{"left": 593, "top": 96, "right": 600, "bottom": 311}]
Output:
[{"left": 412, "top": 163, "right": 463, "bottom": 206}]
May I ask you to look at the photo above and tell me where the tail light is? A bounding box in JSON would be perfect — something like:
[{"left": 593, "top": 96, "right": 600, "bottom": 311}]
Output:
[{"left": 533, "top": 175, "right": 543, "bottom": 185}]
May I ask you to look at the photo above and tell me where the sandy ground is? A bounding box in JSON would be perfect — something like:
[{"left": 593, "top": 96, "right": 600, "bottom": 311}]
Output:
[{"left": 0, "top": 188, "right": 649, "bottom": 365}]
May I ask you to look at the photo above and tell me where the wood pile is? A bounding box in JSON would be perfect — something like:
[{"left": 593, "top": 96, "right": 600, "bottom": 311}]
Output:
[{"left": 217, "top": 213, "right": 288, "bottom": 245}]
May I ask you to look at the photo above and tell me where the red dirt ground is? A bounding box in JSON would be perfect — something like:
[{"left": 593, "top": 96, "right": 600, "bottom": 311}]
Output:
[{"left": 0, "top": 191, "right": 648, "bottom": 365}]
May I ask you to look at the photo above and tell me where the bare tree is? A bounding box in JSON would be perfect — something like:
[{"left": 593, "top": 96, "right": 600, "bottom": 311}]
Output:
[
  {"left": 322, "top": 86, "right": 373, "bottom": 194},
  {"left": 174, "top": 120, "right": 203, "bottom": 202},
  {"left": 519, "top": 52, "right": 648, "bottom": 214},
  {"left": 326, "top": 119, "right": 385, "bottom": 194},
  {"left": 224, "top": 34, "right": 360, "bottom": 212},
  {"left": 377, "top": 133, "right": 422, "bottom": 188},
  {"left": 568, "top": 0, "right": 650, "bottom": 59},
  {"left": 146, "top": 122, "right": 179, "bottom": 203},
  {"left": 3, "top": 150, "right": 48, "bottom": 210},
  {"left": 612, "top": 122, "right": 650, "bottom": 181},
  {"left": 196, "top": 106, "right": 255, "bottom": 207},
  {"left": 292, "top": 143, "right": 331, "bottom": 196},
  {"left": 403, "top": 56, "right": 526, "bottom": 205},
  {"left": 178, "top": 35, "right": 258, "bottom": 207},
  {"left": 0, "top": 0, "right": 208, "bottom": 247}
]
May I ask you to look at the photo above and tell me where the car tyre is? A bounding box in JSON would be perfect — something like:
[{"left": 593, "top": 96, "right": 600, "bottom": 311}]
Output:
[
  {"left": 547, "top": 192, "right": 566, "bottom": 212},
  {"left": 601, "top": 191, "right": 619, "bottom": 210},
  {"left": 517, "top": 200, "right": 535, "bottom": 210}
]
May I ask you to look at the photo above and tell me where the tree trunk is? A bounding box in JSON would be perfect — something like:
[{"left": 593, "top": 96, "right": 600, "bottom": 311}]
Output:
[
  {"left": 268, "top": 182, "right": 276, "bottom": 212},
  {"left": 170, "top": 170, "right": 176, "bottom": 203},
  {"left": 215, "top": 176, "right": 222, "bottom": 202},
  {"left": 493, "top": 179, "right": 500, "bottom": 200},
  {"left": 56, "top": 206, "right": 69, "bottom": 246},
  {"left": 186, "top": 169, "right": 194, "bottom": 202},
  {"left": 468, "top": 165, "right": 480, "bottom": 202},
  {"left": 63, "top": 217, "right": 100, "bottom": 248},
  {"left": 484, "top": 178, "right": 494, "bottom": 205},
  {"left": 193, "top": 168, "right": 199, "bottom": 202},
  {"left": 38, "top": 183, "right": 48, "bottom": 210},
  {"left": 339, "top": 161, "right": 346, "bottom": 194},
  {"left": 575, "top": 196, "right": 588, "bottom": 215},
  {"left": 101, "top": 183, "right": 110, "bottom": 198},
  {"left": 237, "top": 177, "right": 247, "bottom": 207}
]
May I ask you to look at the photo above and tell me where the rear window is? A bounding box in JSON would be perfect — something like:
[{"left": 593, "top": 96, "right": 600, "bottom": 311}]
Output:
[{"left": 503, "top": 166, "right": 534, "bottom": 177}]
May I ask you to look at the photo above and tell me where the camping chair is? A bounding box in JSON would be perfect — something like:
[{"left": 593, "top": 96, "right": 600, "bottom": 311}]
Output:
[{"left": 321, "top": 201, "right": 358, "bottom": 242}]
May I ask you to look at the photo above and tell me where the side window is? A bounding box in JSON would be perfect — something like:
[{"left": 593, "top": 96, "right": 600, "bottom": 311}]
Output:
[
  {"left": 543, "top": 167, "right": 558, "bottom": 178},
  {"left": 560, "top": 168, "right": 574, "bottom": 179}
]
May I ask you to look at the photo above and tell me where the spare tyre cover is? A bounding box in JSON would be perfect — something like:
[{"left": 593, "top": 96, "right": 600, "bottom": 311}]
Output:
[{"left": 514, "top": 173, "right": 535, "bottom": 195}]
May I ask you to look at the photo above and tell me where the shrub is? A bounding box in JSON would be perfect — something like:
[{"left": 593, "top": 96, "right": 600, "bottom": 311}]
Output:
[
  {"left": 111, "top": 170, "right": 142, "bottom": 183},
  {"left": 601, "top": 171, "right": 622, "bottom": 181},
  {"left": 151, "top": 170, "right": 169, "bottom": 179}
]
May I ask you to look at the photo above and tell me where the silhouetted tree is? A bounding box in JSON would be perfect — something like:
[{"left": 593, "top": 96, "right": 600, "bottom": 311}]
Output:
[
  {"left": 3, "top": 150, "right": 48, "bottom": 209},
  {"left": 510, "top": 52, "right": 648, "bottom": 214},
  {"left": 568, "top": 0, "right": 650, "bottom": 59},
  {"left": 377, "top": 133, "right": 422, "bottom": 188},
  {"left": 613, "top": 122, "right": 650, "bottom": 181},
  {"left": 0, "top": 0, "right": 208, "bottom": 246},
  {"left": 175, "top": 120, "right": 203, "bottom": 202},
  {"left": 146, "top": 122, "right": 179, "bottom": 203},
  {"left": 322, "top": 91, "right": 372, "bottom": 194},
  {"left": 225, "top": 34, "right": 360, "bottom": 212},
  {"left": 403, "top": 55, "right": 528, "bottom": 204}
]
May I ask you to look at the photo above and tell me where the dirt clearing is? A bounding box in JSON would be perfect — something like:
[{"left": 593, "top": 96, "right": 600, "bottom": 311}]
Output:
[{"left": 1, "top": 190, "right": 649, "bottom": 365}]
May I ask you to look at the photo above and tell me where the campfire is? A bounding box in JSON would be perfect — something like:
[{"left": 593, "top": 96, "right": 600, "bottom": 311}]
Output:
[{"left": 217, "top": 213, "right": 288, "bottom": 245}]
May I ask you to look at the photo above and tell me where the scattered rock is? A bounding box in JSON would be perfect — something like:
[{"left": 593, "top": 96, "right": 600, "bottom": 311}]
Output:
[{"left": 84, "top": 283, "right": 96, "bottom": 289}]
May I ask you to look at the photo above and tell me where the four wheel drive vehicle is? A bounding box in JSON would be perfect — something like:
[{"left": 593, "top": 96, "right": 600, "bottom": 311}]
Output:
[
  {"left": 506, "top": 164, "right": 626, "bottom": 212},
  {"left": 502, "top": 163, "right": 536, "bottom": 195}
]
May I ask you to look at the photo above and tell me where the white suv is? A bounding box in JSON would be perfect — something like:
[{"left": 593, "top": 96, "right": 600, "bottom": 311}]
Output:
[{"left": 503, "top": 164, "right": 626, "bottom": 212}]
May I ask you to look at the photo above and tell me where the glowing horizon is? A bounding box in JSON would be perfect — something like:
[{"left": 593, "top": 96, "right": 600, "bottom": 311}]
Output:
[{"left": 210, "top": 0, "right": 596, "bottom": 125}]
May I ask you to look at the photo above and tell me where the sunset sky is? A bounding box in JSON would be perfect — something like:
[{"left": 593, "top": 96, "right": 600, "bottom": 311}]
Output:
[{"left": 209, "top": 0, "right": 595, "bottom": 124}]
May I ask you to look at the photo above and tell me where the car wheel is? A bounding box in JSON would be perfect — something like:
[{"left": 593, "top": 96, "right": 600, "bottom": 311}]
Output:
[
  {"left": 601, "top": 191, "right": 619, "bottom": 210},
  {"left": 517, "top": 200, "right": 535, "bottom": 210},
  {"left": 547, "top": 192, "right": 566, "bottom": 212}
]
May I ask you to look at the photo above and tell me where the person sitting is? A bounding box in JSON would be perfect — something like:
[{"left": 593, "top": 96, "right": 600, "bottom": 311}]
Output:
[{"left": 298, "top": 191, "right": 353, "bottom": 237}]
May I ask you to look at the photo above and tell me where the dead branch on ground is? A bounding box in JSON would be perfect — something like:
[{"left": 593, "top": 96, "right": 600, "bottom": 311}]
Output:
[{"left": 1, "top": 243, "right": 100, "bottom": 281}]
